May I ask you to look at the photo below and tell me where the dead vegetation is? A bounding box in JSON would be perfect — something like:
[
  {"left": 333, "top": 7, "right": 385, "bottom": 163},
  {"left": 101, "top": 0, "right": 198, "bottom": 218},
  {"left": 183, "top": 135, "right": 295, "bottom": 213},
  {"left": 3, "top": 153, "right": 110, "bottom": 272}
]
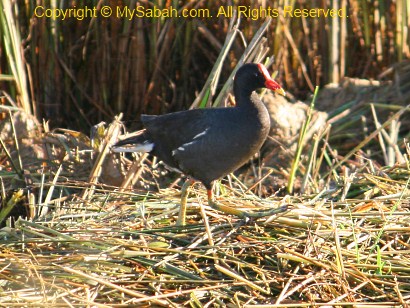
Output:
[
  {"left": 1, "top": 1, "right": 410, "bottom": 306},
  {"left": 1, "top": 63, "right": 410, "bottom": 306}
]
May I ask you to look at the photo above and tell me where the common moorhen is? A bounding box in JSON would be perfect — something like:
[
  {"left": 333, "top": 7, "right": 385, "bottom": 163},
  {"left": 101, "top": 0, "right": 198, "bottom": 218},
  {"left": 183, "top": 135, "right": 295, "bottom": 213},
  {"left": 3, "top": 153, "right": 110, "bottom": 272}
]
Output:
[{"left": 113, "top": 63, "right": 286, "bottom": 225}]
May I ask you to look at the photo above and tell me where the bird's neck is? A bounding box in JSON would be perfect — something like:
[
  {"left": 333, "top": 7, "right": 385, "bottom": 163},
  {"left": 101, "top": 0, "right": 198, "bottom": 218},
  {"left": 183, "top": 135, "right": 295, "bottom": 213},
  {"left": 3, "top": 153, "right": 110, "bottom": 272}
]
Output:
[{"left": 234, "top": 87, "right": 261, "bottom": 108}]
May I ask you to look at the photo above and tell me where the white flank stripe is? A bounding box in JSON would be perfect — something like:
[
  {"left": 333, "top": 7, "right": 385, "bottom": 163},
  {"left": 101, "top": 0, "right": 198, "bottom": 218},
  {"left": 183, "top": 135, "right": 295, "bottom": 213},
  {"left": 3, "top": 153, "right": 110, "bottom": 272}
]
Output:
[
  {"left": 112, "top": 143, "right": 154, "bottom": 153},
  {"left": 192, "top": 129, "right": 208, "bottom": 140},
  {"left": 172, "top": 128, "right": 209, "bottom": 156}
]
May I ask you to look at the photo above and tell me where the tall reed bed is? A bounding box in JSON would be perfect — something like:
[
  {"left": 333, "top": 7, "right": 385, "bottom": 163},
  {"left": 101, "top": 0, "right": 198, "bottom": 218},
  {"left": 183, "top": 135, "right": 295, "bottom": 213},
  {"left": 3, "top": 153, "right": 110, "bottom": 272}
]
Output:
[{"left": 0, "top": 0, "right": 409, "bottom": 130}]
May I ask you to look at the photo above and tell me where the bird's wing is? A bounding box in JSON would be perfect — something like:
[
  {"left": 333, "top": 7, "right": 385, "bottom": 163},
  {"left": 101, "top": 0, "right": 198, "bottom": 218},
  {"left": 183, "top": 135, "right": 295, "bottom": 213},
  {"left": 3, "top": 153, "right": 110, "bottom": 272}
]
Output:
[{"left": 142, "top": 109, "right": 219, "bottom": 153}]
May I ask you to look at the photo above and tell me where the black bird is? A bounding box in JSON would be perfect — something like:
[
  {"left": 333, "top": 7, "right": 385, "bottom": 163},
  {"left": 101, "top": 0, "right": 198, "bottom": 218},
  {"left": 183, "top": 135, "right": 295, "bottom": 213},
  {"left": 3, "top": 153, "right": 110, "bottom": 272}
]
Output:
[{"left": 113, "top": 63, "right": 286, "bottom": 225}]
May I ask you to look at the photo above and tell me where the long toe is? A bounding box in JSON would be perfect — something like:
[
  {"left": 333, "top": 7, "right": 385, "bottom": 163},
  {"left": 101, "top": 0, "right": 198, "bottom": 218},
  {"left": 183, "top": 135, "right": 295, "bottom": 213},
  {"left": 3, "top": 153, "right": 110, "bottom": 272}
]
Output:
[{"left": 207, "top": 198, "right": 288, "bottom": 220}]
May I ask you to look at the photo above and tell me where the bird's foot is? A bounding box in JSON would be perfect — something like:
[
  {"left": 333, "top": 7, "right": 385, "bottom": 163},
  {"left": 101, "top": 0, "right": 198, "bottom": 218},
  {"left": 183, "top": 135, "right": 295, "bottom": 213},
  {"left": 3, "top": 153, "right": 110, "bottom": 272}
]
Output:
[{"left": 207, "top": 198, "right": 288, "bottom": 219}]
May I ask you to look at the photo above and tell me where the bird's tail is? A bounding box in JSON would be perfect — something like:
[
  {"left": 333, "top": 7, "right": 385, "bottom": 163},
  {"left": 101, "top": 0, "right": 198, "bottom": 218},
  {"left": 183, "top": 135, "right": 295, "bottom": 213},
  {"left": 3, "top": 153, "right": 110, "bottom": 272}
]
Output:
[{"left": 112, "top": 130, "right": 154, "bottom": 153}]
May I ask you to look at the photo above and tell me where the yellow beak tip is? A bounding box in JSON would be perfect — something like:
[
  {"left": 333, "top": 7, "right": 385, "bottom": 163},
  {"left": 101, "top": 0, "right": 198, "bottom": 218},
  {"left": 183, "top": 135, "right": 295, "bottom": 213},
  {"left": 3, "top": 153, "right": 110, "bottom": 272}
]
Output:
[{"left": 276, "top": 88, "right": 286, "bottom": 96}]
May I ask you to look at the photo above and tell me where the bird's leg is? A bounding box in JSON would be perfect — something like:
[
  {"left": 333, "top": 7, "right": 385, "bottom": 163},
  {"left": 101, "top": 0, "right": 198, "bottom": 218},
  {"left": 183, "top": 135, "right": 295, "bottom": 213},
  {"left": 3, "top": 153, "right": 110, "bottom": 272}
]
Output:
[
  {"left": 176, "top": 179, "right": 195, "bottom": 226},
  {"left": 207, "top": 188, "right": 288, "bottom": 219},
  {"left": 207, "top": 189, "right": 248, "bottom": 217}
]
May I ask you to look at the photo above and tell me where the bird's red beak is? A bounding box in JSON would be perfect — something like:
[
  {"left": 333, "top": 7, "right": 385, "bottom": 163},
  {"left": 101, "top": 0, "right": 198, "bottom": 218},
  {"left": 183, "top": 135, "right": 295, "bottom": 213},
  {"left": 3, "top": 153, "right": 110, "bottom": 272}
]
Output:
[{"left": 257, "top": 63, "right": 286, "bottom": 96}]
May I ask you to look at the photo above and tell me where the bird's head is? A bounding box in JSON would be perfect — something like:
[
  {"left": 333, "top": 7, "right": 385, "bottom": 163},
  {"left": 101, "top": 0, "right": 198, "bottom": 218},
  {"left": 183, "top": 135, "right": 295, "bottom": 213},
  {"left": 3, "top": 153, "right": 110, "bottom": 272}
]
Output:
[{"left": 234, "top": 63, "right": 286, "bottom": 96}]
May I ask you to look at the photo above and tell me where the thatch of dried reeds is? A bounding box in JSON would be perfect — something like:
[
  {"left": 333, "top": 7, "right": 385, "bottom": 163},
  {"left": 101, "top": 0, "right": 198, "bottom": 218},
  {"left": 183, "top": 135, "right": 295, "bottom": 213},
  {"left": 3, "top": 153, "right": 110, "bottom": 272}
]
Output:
[{"left": 1, "top": 1, "right": 410, "bottom": 307}]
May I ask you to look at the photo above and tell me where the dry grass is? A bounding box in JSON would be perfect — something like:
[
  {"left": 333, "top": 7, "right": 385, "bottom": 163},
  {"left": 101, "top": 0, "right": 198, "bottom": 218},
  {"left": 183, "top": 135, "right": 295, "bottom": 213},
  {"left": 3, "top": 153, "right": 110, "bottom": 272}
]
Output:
[
  {"left": 1, "top": 159, "right": 410, "bottom": 306},
  {"left": 1, "top": 93, "right": 410, "bottom": 306},
  {"left": 1, "top": 1, "right": 410, "bottom": 306}
]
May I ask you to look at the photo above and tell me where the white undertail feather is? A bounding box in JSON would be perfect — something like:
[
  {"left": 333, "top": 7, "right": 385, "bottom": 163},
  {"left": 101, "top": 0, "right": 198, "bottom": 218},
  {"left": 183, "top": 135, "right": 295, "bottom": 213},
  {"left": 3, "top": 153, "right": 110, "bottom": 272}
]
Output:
[{"left": 112, "top": 142, "right": 154, "bottom": 153}]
